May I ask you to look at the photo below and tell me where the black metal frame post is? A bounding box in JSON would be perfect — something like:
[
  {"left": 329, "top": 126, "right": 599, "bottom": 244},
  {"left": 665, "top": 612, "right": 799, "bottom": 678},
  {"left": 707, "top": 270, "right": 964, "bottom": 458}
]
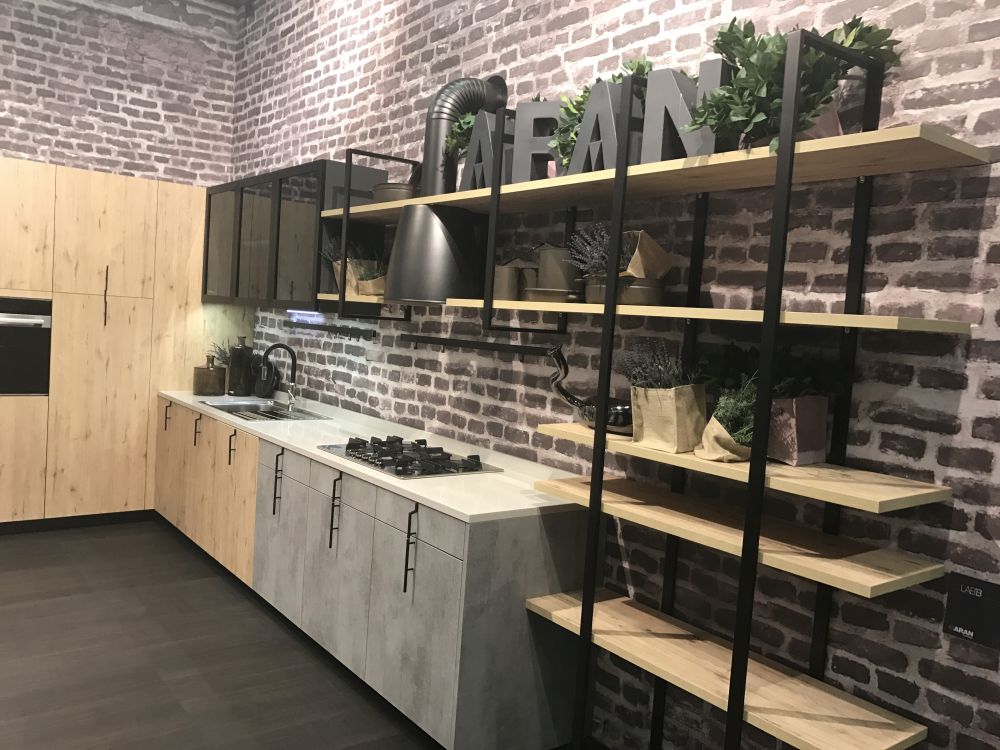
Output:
[
  {"left": 808, "top": 52, "right": 885, "bottom": 679},
  {"left": 648, "top": 190, "right": 710, "bottom": 750},
  {"left": 571, "top": 74, "right": 636, "bottom": 750},
  {"left": 481, "top": 107, "right": 569, "bottom": 335},
  {"left": 338, "top": 148, "right": 417, "bottom": 322},
  {"left": 723, "top": 31, "right": 885, "bottom": 748}
]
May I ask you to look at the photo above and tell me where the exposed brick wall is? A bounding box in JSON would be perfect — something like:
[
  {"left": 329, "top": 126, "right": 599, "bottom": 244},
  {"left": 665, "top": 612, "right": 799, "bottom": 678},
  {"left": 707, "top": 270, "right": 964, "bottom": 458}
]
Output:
[
  {"left": 244, "top": 2, "right": 1000, "bottom": 748},
  {"left": 0, "top": 0, "right": 240, "bottom": 184}
]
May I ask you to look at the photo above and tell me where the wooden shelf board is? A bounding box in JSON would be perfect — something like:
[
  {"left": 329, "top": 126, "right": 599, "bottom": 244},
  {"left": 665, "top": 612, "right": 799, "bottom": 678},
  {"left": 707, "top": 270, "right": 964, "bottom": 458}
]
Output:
[
  {"left": 526, "top": 590, "right": 926, "bottom": 750},
  {"left": 446, "top": 298, "right": 970, "bottom": 334},
  {"left": 538, "top": 422, "right": 950, "bottom": 513},
  {"left": 316, "top": 292, "right": 385, "bottom": 304},
  {"left": 321, "top": 125, "right": 987, "bottom": 224},
  {"left": 537, "top": 476, "right": 943, "bottom": 597}
]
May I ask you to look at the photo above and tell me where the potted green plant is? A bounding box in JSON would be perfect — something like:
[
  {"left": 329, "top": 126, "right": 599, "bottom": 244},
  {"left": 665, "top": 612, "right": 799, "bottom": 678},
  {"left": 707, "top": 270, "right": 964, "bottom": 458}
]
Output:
[
  {"left": 567, "top": 223, "right": 669, "bottom": 305},
  {"left": 768, "top": 353, "right": 837, "bottom": 466},
  {"left": 687, "top": 17, "right": 900, "bottom": 151},
  {"left": 620, "top": 343, "right": 706, "bottom": 453},
  {"left": 695, "top": 374, "right": 755, "bottom": 462}
]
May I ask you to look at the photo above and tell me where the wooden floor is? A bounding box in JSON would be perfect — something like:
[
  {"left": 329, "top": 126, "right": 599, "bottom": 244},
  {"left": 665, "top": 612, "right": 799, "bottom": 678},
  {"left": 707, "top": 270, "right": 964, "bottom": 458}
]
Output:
[{"left": 0, "top": 518, "right": 440, "bottom": 750}]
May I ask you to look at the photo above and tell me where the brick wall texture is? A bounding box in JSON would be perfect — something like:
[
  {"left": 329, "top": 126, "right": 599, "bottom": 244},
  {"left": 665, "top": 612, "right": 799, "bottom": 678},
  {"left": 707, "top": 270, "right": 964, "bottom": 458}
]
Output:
[
  {"left": 7, "top": 0, "right": 1000, "bottom": 748},
  {"left": 0, "top": 0, "right": 240, "bottom": 183}
]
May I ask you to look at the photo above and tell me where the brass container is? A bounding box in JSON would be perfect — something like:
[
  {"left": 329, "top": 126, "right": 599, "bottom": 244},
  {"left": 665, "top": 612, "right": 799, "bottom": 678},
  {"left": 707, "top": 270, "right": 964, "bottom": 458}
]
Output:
[{"left": 193, "top": 355, "right": 226, "bottom": 396}]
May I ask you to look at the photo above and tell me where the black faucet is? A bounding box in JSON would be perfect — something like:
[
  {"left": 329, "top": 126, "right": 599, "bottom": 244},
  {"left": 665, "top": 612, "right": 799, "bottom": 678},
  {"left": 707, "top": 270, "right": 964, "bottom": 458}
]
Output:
[{"left": 263, "top": 343, "right": 298, "bottom": 412}]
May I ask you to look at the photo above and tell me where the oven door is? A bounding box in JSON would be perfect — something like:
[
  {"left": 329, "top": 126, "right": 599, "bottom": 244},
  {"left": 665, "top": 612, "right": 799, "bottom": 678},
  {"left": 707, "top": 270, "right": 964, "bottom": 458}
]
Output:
[{"left": 0, "top": 298, "right": 52, "bottom": 395}]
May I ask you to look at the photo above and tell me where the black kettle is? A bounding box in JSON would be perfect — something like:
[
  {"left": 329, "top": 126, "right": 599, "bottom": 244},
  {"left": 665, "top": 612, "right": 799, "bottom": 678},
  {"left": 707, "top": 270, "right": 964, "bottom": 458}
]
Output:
[{"left": 547, "top": 346, "right": 633, "bottom": 435}]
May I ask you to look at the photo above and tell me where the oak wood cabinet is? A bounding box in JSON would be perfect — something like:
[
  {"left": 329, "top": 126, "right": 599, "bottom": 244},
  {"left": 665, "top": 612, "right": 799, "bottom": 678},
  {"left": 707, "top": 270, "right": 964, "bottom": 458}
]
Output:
[
  {"left": 0, "top": 156, "right": 55, "bottom": 294},
  {"left": 210, "top": 419, "right": 258, "bottom": 585},
  {"left": 154, "top": 399, "right": 193, "bottom": 528},
  {"left": 0, "top": 396, "right": 48, "bottom": 522},
  {"left": 52, "top": 167, "right": 157, "bottom": 298},
  {"left": 45, "top": 292, "right": 152, "bottom": 517}
]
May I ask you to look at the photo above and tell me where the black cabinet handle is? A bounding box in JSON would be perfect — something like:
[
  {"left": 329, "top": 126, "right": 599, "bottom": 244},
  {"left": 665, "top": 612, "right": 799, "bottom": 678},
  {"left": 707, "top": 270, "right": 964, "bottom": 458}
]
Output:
[
  {"left": 328, "top": 474, "right": 342, "bottom": 549},
  {"left": 227, "top": 430, "right": 237, "bottom": 465},
  {"left": 272, "top": 448, "right": 284, "bottom": 515},
  {"left": 402, "top": 506, "right": 418, "bottom": 593},
  {"left": 163, "top": 401, "right": 172, "bottom": 431},
  {"left": 193, "top": 415, "right": 202, "bottom": 446},
  {"left": 103, "top": 265, "right": 109, "bottom": 326}
]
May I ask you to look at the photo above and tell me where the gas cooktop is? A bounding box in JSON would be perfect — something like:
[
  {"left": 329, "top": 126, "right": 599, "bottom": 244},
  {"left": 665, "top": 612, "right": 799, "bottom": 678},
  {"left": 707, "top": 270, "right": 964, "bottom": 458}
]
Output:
[{"left": 318, "top": 436, "right": 503, "bottom": 479}]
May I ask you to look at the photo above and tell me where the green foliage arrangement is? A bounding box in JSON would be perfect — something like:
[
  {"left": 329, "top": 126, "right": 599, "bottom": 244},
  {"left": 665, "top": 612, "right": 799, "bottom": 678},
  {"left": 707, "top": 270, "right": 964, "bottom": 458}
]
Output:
[
  {"left": 551, "top": 57, "right": 654, "bottom": 168},
  {"left": 619, "top": 341, "right": 702, "bottom": 389},
  {"left": 355, "top": 263, "right": 388, "bottom": 282},
  {"left": 567, "top": 223, "right": 632, "bottom": 275},
  {"left": 713, "top": 374, "right": 757, "bottom": 446},
  {"left": 444, "top": 112, "right": 476, "bottom": 160},
  {"left": 687, "top": 17, "right": 900, "bottom": 150},
  {"left": 210, "top": 341, "right": 231, "bottom": 366}
]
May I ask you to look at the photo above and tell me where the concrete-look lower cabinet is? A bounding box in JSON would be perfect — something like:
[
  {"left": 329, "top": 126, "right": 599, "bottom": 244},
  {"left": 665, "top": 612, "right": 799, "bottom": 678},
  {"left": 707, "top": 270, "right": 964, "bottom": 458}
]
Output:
[
  {"left": 300, "top": 484, "right": 375, "bottom": 677},
  {"left": 252, "top": 450, "right": 308, "bottom": 625},
  {"left": 366, "top": 518, "right": 464, "bottom": 748}
]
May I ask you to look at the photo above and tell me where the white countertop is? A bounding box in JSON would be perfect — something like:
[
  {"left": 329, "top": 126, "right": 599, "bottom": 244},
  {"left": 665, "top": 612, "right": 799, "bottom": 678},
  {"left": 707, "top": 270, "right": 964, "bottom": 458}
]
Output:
[{"left": 160, "top": 391, "right": 577, "bottom": 523}]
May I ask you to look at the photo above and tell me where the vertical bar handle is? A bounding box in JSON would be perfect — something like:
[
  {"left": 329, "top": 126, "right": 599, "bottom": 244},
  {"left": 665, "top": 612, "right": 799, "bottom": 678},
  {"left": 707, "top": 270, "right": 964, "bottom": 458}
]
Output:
[
  {"left": 103, "top": 265, "right": 109, "bottom": 326},
  {"left": 163, "top": 401, "right": 172, "bottom": 431},
  {"left": 193, "top": 415, "right": 202, "bottom": 446},
  {"left": 402, "top": 506, "right": 418, "bottom": 593},
  {"left": 272, "top": 448, "right": 284, "bottom": 515},
  {"left": 328, "top": 474, "right": 342, "bottom": 549},
  {"left": 228, "top": 430, "right": 237, "bottom": 465}
]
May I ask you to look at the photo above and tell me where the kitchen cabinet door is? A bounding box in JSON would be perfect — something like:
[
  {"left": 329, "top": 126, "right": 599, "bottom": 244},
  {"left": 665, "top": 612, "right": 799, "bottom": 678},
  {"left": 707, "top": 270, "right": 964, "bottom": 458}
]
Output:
[
  {"left": 275, "top": 172, "right": 320, "bottom": 304},
  {"left": 153, "top": 399, "right": 193, "bottom": 527},
  {"left": 45, "top": 293, "right": 152, "bottom": 517},
  {"left": 0, "top": 156, "right": 55, "bottom": 294},
  {"left": 204, "top": 189, "right": 238, "bottom": 298},
  {"left": 0, "top": 396, "right": 47, "bottom": 522},
  {"left": 237, "top": 183, "right": 273, "bottom": 301},
  {"left": 301, "top": 484, "right": 375, "bottom": 677},
  {"left": 211, "top": 419, "right": 259, "bottom": 585},
  {"left": 253, "top": 457, "right": 308, "bottom": 624},
  {"left": 53, "top": 167, "right": 157, "bottom": 298},
  {"left": 183, "top": 412, "right": 217, "bottom": 552},
  {"left": 366, "top": 518, "right": 463, "bottom": 748}
]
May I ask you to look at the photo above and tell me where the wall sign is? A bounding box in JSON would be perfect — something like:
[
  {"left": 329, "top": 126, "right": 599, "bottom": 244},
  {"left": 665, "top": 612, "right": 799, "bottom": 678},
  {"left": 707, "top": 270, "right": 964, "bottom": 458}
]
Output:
[{"left": 944, "top": 573, "right": 1000, "bottom": 649}]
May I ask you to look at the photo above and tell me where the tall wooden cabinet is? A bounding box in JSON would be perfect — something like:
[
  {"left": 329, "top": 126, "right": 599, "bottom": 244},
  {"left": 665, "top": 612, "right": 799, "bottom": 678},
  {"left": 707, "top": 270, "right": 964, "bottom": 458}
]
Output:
[
  {"left": 45, "top": 293, "right": 153, "bottom": 517},
  {"left": 0, "top": 156, "right": 55, "bottom": 294}
]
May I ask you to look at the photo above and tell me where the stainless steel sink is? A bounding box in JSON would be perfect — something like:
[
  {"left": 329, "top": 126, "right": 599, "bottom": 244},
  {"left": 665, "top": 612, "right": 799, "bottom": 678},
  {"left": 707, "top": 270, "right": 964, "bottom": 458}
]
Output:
[{"left": 200, "top": 399, "right": 326, "bottom": 422}]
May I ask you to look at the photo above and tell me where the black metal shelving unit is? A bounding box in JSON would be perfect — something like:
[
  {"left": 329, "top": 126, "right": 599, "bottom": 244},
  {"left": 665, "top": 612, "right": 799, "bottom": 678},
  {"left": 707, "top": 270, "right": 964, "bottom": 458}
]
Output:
[{"left": 558, "top": 31, "right": 901, "bottom": 750}]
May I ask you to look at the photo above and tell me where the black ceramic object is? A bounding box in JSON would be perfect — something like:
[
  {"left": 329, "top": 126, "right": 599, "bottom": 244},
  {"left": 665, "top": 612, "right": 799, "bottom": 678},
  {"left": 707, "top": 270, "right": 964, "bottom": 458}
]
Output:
[
  {"left": 547, "top": 346, "right": 633, "bottom": 435},
  {"left": 227, "top": 336, "right": 254, "bottom": 396}
]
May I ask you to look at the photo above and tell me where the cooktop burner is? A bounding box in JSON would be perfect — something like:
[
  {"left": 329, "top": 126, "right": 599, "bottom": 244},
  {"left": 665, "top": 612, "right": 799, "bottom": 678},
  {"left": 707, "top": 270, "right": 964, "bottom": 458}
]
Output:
[{"left": 318, "top": 436, "right": 503, "bottom": 479}]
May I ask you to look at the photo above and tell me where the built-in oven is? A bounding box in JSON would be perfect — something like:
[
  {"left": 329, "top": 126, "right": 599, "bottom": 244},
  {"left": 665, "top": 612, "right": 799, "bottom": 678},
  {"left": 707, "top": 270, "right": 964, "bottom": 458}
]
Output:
[{"left": 0, "top": 297, "right": 52, "bottom": 395}]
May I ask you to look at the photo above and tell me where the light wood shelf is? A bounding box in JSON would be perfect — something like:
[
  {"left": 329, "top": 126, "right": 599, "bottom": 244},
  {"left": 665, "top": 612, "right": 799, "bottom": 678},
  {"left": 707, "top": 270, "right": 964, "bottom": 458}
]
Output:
[
  {"left": 321, "top": 125, "right": 987, "bottom": 224},
  {"left": 526, "top": 590, "right": 926, "bottom": 750},
  {"left": 316, "top": 292, "right": 385, "bottom": 304},
  {"left": 538, "top": 476, "right": 943, "bottom": 597},
  {"left": 446, "top": 298, "right": 971, "bottom": 334},
  {"left": 538, "top": 422, "right": 950, "bottom": 513}
]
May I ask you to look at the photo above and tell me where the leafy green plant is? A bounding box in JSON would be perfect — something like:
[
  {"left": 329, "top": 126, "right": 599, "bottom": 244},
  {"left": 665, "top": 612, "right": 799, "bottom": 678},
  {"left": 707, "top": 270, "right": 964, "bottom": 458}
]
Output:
[
  {"left": 687, "top": 17, "right": 900, "bottom": 150},
  {"left": 619, "top": 341, "right": 702, "bottom": 389},
  {"left": 210, "top": 341, "right": 231, "bottom": 366},
  {"left": 356, "top": 263, "right": 387, "bottom": 282},
  {"left": 444, "top": 112, "right": 476, "bottom": 160},
  {"left": 551, "top": 57, "right": 654, "bottom": 167},
  {"left": 713, "top": 374, "right": 757, "bottom": 446},
  {"left": 567, "top": 223, "right": 632, "bottom": 275}
]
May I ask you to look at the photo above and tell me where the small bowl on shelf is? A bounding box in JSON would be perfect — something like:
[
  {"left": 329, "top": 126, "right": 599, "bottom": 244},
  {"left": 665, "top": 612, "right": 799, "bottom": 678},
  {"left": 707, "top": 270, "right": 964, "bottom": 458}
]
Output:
[{"left": 372, "top": 182, "right": 416, "bottom": 203}]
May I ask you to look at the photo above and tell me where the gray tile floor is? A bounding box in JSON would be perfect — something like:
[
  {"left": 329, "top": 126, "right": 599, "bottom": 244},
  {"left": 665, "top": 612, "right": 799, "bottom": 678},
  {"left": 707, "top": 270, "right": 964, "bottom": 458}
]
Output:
[{"left": 0, "top": 519, "right": 440, "bottom": 749}]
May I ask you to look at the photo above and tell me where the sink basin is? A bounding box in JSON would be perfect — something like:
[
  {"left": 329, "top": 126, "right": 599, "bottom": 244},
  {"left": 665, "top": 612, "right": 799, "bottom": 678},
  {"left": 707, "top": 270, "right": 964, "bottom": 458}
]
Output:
[{"left": 200, "top": 399, "right": 326, "bottom": 422}]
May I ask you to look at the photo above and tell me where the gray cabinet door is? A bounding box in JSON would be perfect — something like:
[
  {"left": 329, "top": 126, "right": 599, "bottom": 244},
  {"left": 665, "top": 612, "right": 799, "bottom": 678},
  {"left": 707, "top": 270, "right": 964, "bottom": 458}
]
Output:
[
  {"left": 252, "top": 462, "right": 308, "bottom": 625},
  {"left": 366, "top": 518, "right": 464, "bottom": 748},
  {"left": 301, "top": 485, "right": 375, "bottom": 677}
]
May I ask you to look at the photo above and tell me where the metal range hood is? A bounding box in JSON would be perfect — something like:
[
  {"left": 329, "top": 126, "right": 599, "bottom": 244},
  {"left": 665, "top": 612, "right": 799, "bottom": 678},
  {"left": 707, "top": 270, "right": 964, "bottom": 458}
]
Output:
[{"left": 384, "top": 76, "right": 508, "bottom": 304}]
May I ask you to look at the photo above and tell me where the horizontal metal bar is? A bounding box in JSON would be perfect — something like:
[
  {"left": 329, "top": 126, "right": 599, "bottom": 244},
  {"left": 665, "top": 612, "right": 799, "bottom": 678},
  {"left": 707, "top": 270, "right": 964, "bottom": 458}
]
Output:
[
  {"left": 282, "top": 320, "right": 376, "bottom": 340},
  {"left": 399, "top": 334, "right": 552, "bottom": 358},
  {"left": 347, "top": 148, "right": 421, "bottom": 168},
  {"left": 800, "top": 29, "right": 886, "bottom": 72}
]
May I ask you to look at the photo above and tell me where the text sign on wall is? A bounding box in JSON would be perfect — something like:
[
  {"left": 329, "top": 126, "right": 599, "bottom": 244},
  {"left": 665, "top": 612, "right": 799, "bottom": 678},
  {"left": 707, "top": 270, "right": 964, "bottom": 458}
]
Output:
[{"left": 944, "top": 573, "right": 1000, "bottom": 649}]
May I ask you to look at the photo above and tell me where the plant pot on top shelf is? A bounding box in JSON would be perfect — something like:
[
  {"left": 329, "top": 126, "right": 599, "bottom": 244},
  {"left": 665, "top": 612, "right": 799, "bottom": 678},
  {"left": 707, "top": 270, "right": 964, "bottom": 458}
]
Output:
[
  {"left": 331, "top": 259, "right": 381, "bottom": 297},
  {"left": 620, "top": 343, "right": 706, "bottom": 453}
]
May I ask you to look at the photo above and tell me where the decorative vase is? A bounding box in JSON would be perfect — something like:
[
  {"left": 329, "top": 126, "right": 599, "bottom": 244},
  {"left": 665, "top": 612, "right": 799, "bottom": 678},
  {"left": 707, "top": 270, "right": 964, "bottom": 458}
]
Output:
[
  {"left": 768, "top": 395, "right": 829, "bottom": 466},
  {"left": 694, "top": 417, "right": 752, "bottom": 463},
  {"left": 493, "top": 265, "right": 520, "bottom": 300},
  {"left": 631, "top": 384, "right": 707, "bottom": 454},
  {"left": 537, "top": 244, "right": 574, "bottom": 290},
  {"left": 193, "top": 355, "right": 226, "bottom": 397}
]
